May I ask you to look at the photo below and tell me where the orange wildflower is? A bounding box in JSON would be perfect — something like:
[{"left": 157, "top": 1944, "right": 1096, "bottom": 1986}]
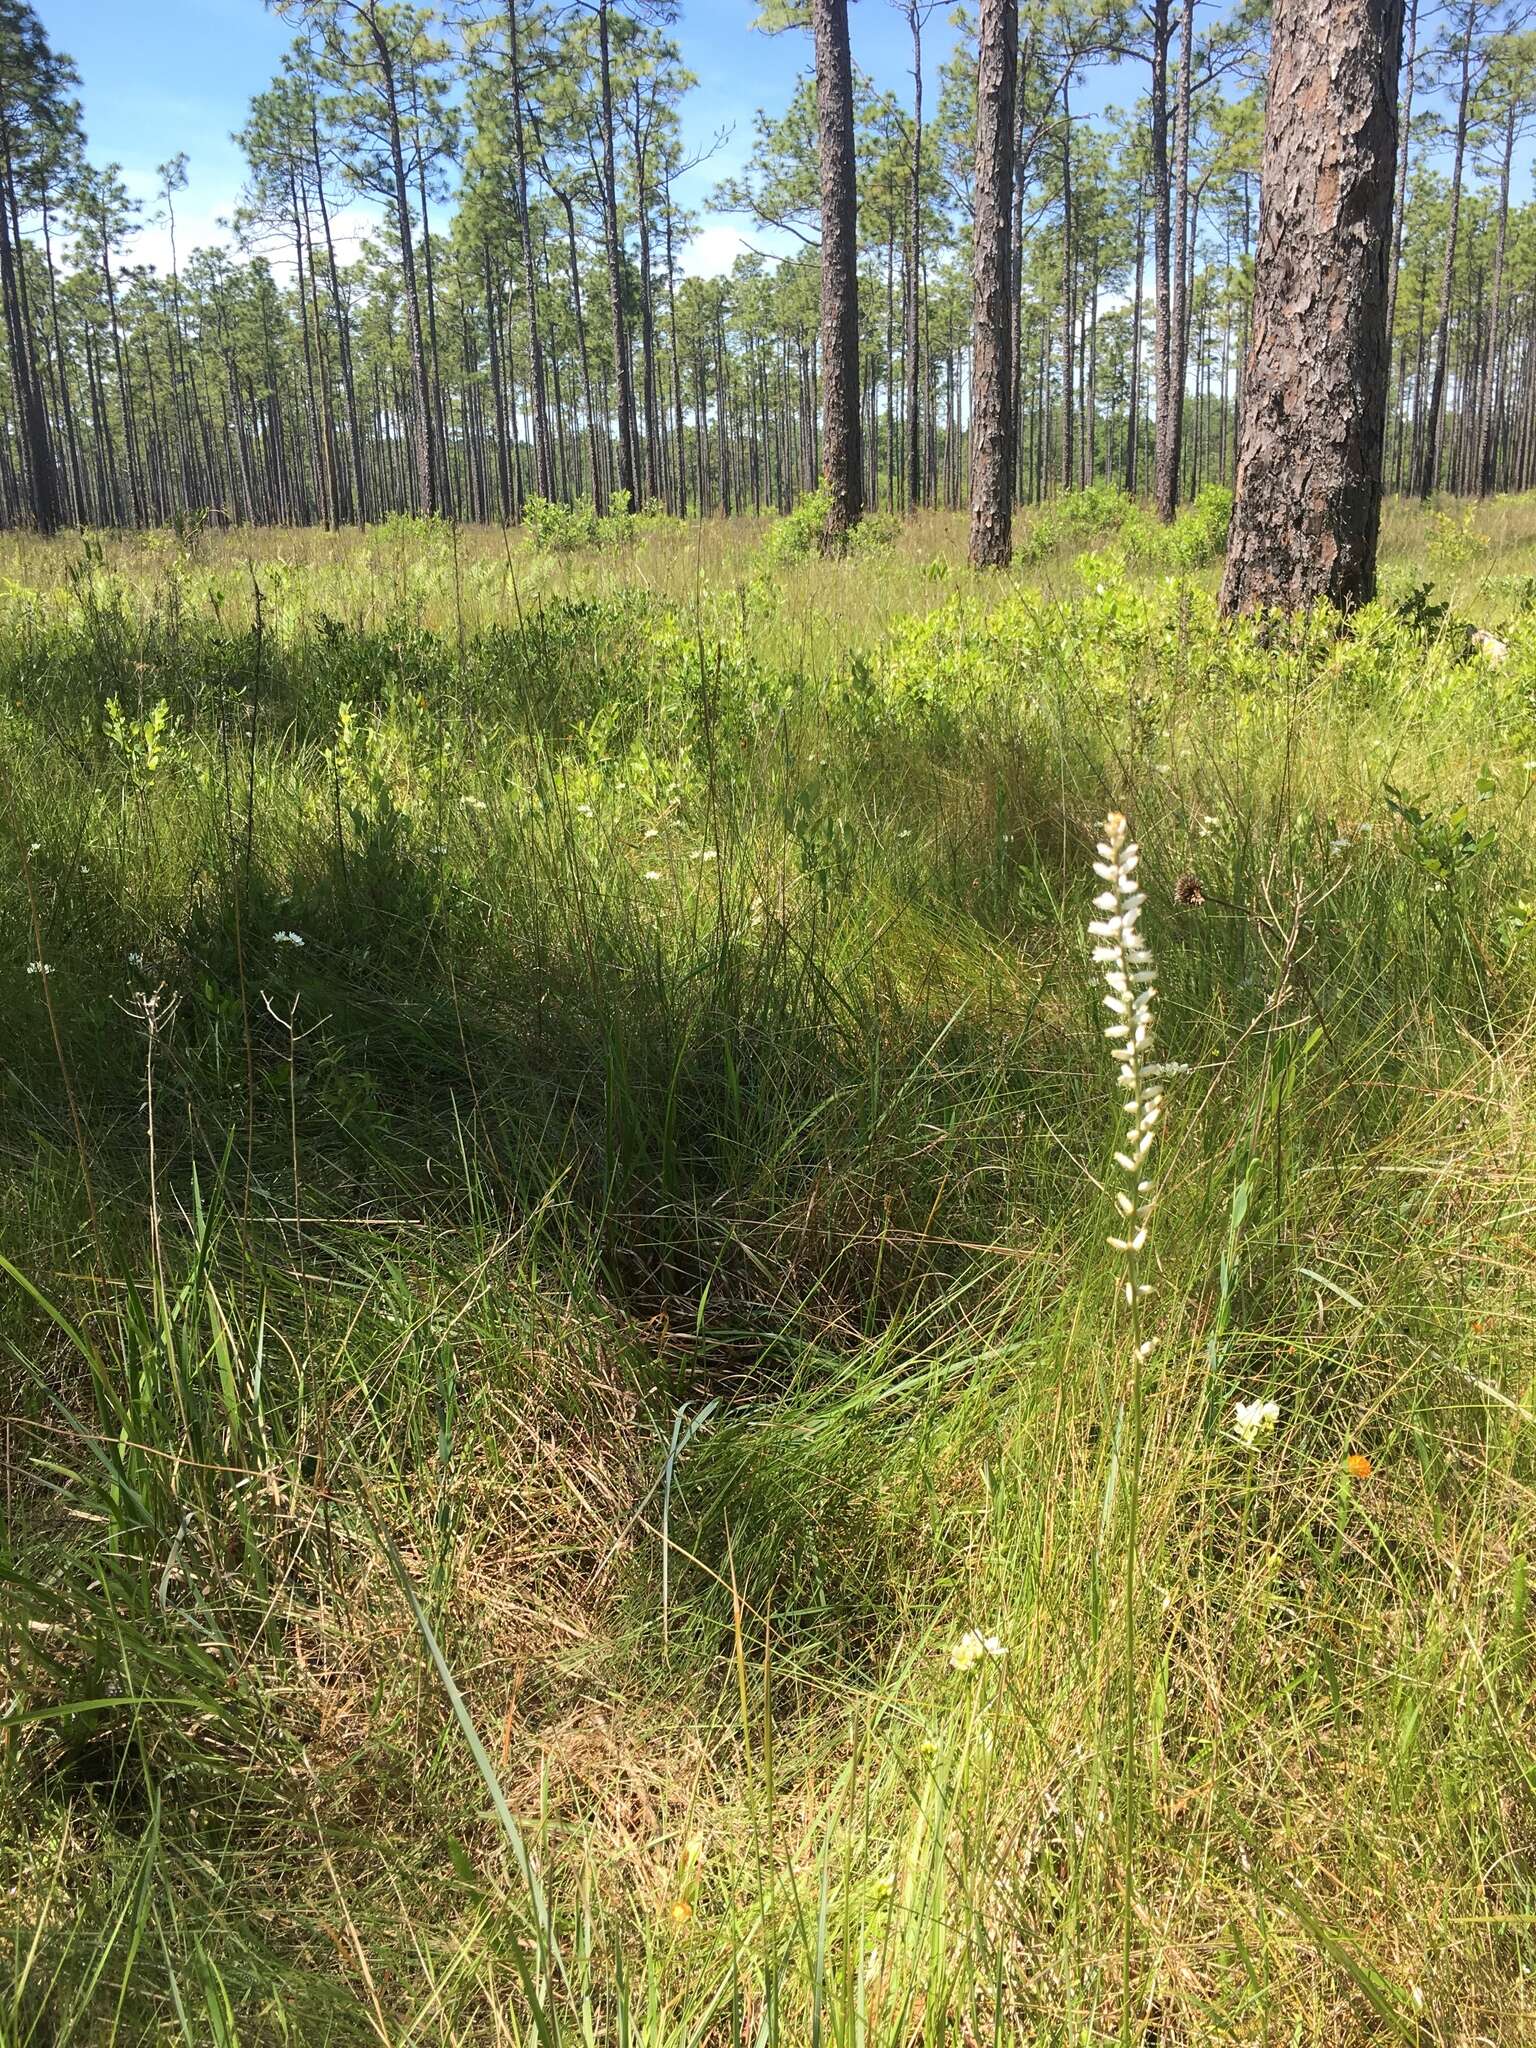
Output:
[{"left": 1345, "top": 1454, "right": 1373, "bottom": 1480}]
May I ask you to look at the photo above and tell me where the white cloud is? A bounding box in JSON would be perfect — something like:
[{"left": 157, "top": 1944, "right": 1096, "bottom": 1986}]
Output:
[{"left": 679, "top": 221, "right": 751, "bottom": 278}]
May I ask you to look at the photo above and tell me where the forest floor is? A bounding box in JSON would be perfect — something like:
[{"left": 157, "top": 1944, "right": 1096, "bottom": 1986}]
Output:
[{"left": 3, "top": 488, "right": 1536, "bottom": 2044}]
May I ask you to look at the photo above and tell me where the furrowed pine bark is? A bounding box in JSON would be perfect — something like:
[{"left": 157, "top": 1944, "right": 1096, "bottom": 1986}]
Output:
[
  {"left": 969, "top": 0, "right": 1018, "bottom": 568},
  {"left": 904, "top": 0, "right": 924, "bottom": 513},
  {"left": 1383, "top": 0, "right": 1417, "bottom": 373},
  {"left": 1149, "top": 0, "right": 1176, "bottom": 521},
  {"left": 1477, "top": 94, "right": 1516, "bottom": 495},
  {"left": 1415, "top": 0, "right": 1479, "bottom": 499},
  {"left": 1220, "top": 0, "right": 1406, "bottom": 615},
  {"left": 1166, "top": 0, "right": 1194, "bottom": 512},
  {"left": 507, "top": 0, "right": 553, "bottom": 502},
  {"left": 598, "top": 0, "right": 639, "bottom": 509},
  {"left": 1059, "top": 82, "right": 1073, "bottom": 495},
  {"left": 811, "top": 0, "right": 862, "bottom": 543}
]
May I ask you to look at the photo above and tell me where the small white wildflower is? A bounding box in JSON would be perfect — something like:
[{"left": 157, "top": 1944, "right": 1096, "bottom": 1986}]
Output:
[
  {"left": 28, "top": 840, "right": 40, "bottom": 853},
  {"left": 1231, "top": 1398, "right": 1280, "bottom": 1448},
  {"left": 26, "top": 961, "right": 53, "bottom": 977},
  {"left": 644, "top": 827, "right": 660, "bottom": 840},
  {"left": 461, "top": 796, "right": 487, "bottom": 812},
  {"left": 948, "top": 1630, "right": 1006, "bottom": 1673},
  {"left": 273, "top": 930, "right": 305, "bottom": 948},
  {"left": 127, "top": 951, "right": 146, "bottom": 970},
  {"left": 576, "top": 802, "right": 594, "bottom": 817},
  {"left": 643, "top": 869, "right": 663, "bottom": 881}
]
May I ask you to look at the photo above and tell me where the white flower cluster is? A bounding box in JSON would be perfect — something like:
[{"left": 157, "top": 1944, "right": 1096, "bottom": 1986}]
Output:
[
  {"left": 948, "top": 1630, "right": 1006, "bottom": 1673},
  {"left": 1232, "top": 1398, "right": 1280, "bottom": 1448},
  {"left": 273, "top": 930, "right": 305, "bottom": 948},
  {"left": 1089, "top": 812, "right": 1160, "bottom": 1330}
]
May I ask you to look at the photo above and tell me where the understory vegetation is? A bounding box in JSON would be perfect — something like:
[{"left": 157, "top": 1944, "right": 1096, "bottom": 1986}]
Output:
[{"left": 4, "top": 499, "right": 1536, "bottom": 2043}]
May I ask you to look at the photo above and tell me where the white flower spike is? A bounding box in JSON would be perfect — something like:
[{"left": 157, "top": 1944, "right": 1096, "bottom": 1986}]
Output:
[{"left": 1091, "top": 813, "right": 1162, "bottom": 1296}]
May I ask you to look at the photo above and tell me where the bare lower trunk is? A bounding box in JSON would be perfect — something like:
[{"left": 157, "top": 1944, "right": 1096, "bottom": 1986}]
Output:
[
  {"left": 904, "top": 2, "right": 924, "bottom": 512},
  {"left": 969, "top": 0, "right": 1018, "bottom": 568},
  {"left": 812, "top": 0, "right": 862, "bottom": 542},
  {"left": 1126, "top": 182, "right": 1145, "bottom": 495},
  {"left": 1221, "top": 0, "right": 1406, "bottom": 614},
  {"left": 508, "top": 0, "right": 553, "bottom": 500},
  {"left": 1149, "top": 0, "right": 1176, "bottom": 520},
  {"left": 1059, "top": 86, "right": 1073, "bottom": 494},
  {"left": 1166, "top": 0, "right": 1194, "bottom": 511},
  {"left": 1415, "top": 6, "right": 1475, "bottom": 500},
  {"left": 598, "top": 0, "right": 639, "bottom": 505},
  {"left": 1477, "top": 101, "right": 1515, "bottom": 496},
  {"left": 1383, "top": 0, "right": 1417, "bottom": 369}
]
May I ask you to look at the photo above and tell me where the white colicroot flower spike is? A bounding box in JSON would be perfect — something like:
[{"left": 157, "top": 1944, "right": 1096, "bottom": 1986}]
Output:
[{"left": 1089, "top": 812, "right": 1160, "bottom": 1337}]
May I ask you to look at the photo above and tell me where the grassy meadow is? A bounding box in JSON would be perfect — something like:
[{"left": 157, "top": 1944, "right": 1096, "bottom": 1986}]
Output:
[{"left": 3, "top": 487, "right": 1536, "bottom": 2042}]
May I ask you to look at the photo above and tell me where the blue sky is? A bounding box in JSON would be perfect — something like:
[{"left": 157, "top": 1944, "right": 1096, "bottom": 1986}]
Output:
[{"left": 36, "top": 0, "right": 977, "bottom": 276}]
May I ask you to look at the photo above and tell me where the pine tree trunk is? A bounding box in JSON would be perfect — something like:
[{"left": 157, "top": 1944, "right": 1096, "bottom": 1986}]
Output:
[
  {"left": 598, "top": 0, "right": 639, "bottom": 507},
  {"left": 1126, "top": 182, "right": 1145, "bottom": 494},
  {"left": 663, "top": 171, "right": 688, "bottom": 515},
  {"left": 1415, "top": 4, "right": 1475, "bottom": 499},
  {"left": 969, "top": 0, "right": 1018, "bottom": 567},
  {"left": 1059, "top": 86, "right": 1073, "bottom": 495},
  {"left": 631, "top": 99, "right": 661, "bottom": 507},
  {"left": 361, "top": 13, "right": 433, "bottom": 515},
  {"left": 556, "top": 188, "right": 603, "bottom": 514},
  {"left": 1476, "top": 101, "right": 1515, "bottom": 496},
  {"left": 1165, "top": 0, "right": 1194, "bottom": 515},
  {"left": 508, "top": 0, "right": 553, "bottom": 501},
  {"left": 905, "top": 0, "right": 924, "bottom": 513},
  {"left": 811, "top": 0, "right": 862, "bottom": 542},
  {"left": 1221, "top": 0, "right": 1406, "bottom": 615},
  {"left": 1150, "top": 0, "right": 1176, "bottom": 521},
  {"left": 1383, "top": 0, "right": 1417, "bottom": 370}
]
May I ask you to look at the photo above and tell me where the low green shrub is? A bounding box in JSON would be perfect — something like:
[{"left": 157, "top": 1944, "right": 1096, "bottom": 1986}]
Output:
[
  {"left": 764, "top": 487, "right": 900, "bottom": 563},
  {"left": 525, "top": 489, "right": 655, "bottom": 553}
]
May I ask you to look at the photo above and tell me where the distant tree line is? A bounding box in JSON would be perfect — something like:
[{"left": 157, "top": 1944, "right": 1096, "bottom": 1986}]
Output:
[{"left": 0, "top": 0, "right": 1533, "bottom": 535}]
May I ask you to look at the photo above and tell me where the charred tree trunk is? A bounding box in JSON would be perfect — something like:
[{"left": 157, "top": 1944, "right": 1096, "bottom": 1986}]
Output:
[
  {"left": 1221, "top": 0, "right": 1406, "bottom": 614},
  {"left": 969, "top": 0, "right": 1018, "bottom": 568},
  {"left": 811, "top": 0, "right": 862, "bottom": 543}
]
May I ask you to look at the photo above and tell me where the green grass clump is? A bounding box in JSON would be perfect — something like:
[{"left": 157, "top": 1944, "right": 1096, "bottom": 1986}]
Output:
[{"left": 2, "top": 499, "right": 1536, "bottom": 2042}]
